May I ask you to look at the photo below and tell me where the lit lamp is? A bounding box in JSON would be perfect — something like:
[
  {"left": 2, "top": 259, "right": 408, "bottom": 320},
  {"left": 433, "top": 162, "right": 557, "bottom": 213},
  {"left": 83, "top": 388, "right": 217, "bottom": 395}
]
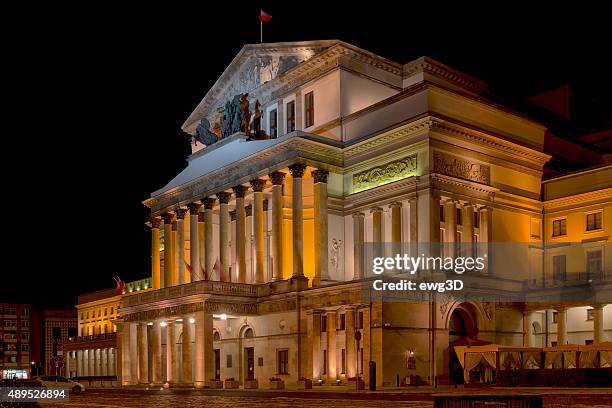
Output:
[{"left": 406, "top": 349, "right": 416, "bottom": 370}]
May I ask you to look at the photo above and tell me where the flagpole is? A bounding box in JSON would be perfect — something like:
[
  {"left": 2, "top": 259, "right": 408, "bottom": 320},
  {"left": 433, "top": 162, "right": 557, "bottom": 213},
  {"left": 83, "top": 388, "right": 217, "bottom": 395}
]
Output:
[{"left": 260, "top": 8, "right": 263, "bottom": 43}]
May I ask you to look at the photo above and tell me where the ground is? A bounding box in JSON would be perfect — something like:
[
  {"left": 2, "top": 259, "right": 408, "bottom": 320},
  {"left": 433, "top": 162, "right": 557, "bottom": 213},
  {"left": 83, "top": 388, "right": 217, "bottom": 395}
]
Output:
[{"left": 24, "top": 386, "right": 612, "bottom": 407}]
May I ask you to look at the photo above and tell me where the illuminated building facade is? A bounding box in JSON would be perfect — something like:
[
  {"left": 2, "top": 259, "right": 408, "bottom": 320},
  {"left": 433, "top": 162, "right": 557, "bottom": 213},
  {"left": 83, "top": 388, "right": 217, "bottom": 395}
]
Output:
[
  {"left": 115, "top": 40, "right": 611, "bottom": 387},
  {"left": 0, "top": 303, "right": 30, "bottom": 379}
]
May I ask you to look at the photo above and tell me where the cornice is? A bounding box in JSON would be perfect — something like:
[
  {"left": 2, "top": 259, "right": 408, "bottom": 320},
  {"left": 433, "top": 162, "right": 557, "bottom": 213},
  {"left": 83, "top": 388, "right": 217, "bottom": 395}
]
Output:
[
  {"left": 543, "top": 188, "right": 612, "bottom": 211},
  {"left": 403, "top": 56, "right": 487, "bottom": 95}
]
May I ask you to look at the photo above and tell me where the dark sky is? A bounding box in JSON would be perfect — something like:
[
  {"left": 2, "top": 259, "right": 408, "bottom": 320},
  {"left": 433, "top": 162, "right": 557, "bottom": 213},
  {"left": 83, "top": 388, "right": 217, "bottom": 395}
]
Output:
[{"left": 4, "top": 4, "right": 610, "bottom": 309}]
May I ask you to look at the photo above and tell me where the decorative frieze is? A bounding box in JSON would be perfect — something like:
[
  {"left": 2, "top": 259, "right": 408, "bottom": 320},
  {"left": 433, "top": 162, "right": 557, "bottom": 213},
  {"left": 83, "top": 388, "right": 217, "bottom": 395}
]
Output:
[
  {"left": 433, "top": 151, "right": 490, "bottom": 185},
  {"left": 352, "top": 154, "right": 417, "bottom": 193}
]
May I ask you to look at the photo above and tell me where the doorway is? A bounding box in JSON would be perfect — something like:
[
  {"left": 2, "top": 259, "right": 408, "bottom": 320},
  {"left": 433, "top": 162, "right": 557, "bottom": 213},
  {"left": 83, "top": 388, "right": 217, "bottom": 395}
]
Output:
[
  {"left": 245, "top": 347, "right": 254, "bottom": 380},
  {"left": 214, "top": 349, "right": 220, "bottom": 380}
]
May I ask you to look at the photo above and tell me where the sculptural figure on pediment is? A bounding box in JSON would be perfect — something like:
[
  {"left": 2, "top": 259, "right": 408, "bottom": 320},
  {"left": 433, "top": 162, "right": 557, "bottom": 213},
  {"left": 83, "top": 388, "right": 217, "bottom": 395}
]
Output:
[
  {"left": 251, "top": 99, "right": 262, "bottom": 139},
  {"left": 239, "top": 93, "right": 251, "bottom": 133},
  {"left": 194, "top": 118, "right": 219, "bottom": 146},
  {"left": 221, "top": 94, "right": 243, "bottom": 138}
]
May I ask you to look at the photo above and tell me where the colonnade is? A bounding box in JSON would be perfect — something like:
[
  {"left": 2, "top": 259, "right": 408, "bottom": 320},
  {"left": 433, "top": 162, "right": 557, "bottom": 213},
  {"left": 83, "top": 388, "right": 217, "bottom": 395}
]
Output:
[{"left": 66, "top": 348, "right": 116, "bottom": 378}]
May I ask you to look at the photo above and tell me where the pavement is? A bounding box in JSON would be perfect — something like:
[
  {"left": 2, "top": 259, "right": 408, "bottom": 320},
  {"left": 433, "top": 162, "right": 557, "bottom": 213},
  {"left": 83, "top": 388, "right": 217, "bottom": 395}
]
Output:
[{"left": 23, "top": 385, "right": 612, "bottom": 407}]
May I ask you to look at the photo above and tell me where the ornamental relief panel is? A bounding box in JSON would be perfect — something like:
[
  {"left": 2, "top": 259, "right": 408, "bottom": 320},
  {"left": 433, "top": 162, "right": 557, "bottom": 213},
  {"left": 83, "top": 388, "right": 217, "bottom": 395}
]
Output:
[
  {"left": 352, "top": 154, "right": 417, "bottom": 193},
  {"left": 433, "top": 151, "right": 490, "bottom": 185}
]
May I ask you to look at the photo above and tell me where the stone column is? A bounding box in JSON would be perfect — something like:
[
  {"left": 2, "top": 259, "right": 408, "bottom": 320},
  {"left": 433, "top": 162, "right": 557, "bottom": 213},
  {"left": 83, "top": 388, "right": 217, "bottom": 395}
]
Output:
[
  {"left": 479, "top": 206, "right": 492, "bottom": 274},
  {"left": 129, "top": 324, "right": 138, "bottom": 382},
  {"left": 137, "top": 323, "right": 148, "bottom": 383},
  {"left": 230, "top": 210, "right": 237, "bottom": 281},
  {"left": 593, "top": 305, "right": 604, "bottom": 343},
  {"left": 233, "top": 186, "right": 248, "bottom": 283},
  {"left": 522, "top": 312, "right": 531, "bottom": 347},
  {"left": 162, "top": 213, "right": 175, "bottom": 288},
  {"left": 409, "top": 197, "right": 418, "bottom": 257},
  {"left": 371, "top": 207, "right": 383, "bottom": 264},
  {"left": 95, "top": 348, "right": 101, "bottom": 376},
  {"left": 83, "top": 349, "right": 89, "bottom": 377},
  {"left": 217, "top": 192, "right": 232, "bottom": 282},
  {"left": 251, "top": 179, "right": 267, "bottom": 283},
  {"left": 106, "top": 348, "right": 112, "bottom": 377},
  {"left": 100, "top": 348, "right": 107, "bottom": 376},
  {"left": 390, "top": 201, "right": 402, "bottom": 246},
  {"left": 557, "top": 307, "right": 567, "bottom": 346},
  {"left": 188, "top": 203, "right": 201, "bottom": 281},
  {"left": 289, "top": 164, "right": 307, "bottom": 278},
  {"left": 326, "top": 311, "right": 337, "bottom": 379},
  {"left": 116, "top": 322, "right": 128, "bottom": 385},
  {"left": 312, "top": 169, "right": 329, "bottom": 286},
  {"left": 198, "top": 211, "right": 205, "bottom": 280},
  {"left": 77, "top": 350, "right": 83, "bottom": 377},
  {"left": 175, "top": 208, "right": 188, "bottom": 285},
  {"left": 166, "top": 321, "right": 175, "bottom": 384},
  {"left": 89, "top": 349, "right": 95, "bottom": 377},
  {"left": 269, "top": 171, "right": 286, "bottom": 281},
  {"left": 353, "top": 212, "right": 365, "bottom": 280},
  {"left": 307, "top": 310, "right": 321, "bottom": 379},
  {"left": 150, "top": 217, "right": 161, "bottom": 290},
  {"left": 182, "top": 319, "right": 192, "bottom": 384},
  {"left": 444, "top": 199, "right": 457, "bottom": 258},
  {"left": 194, "top": 311, "right": 214, "bottom": 388},
  {"left": 151, "top": 322, "right": 161, "bottom": 384},
  {"left": 171, "top": 220, "right": 178, "bottom": 285},
  {"left": 246, "top": 204, "right": 253, "bottom": 282},
  {"left": 345, "top": 307, "right": 357, "bottom": 378},
  {"left": 461, "top": 203, "right": 474, "bottom": 257},
  {"left": 202, "top": 198, "right": 216, "bottom": 279}
]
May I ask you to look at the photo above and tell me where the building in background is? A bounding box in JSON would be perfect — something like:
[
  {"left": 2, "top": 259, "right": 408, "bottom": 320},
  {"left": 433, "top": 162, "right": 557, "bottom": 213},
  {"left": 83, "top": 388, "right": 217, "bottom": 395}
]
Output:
[
  {"left": 65, "top": 277, "right": 151, "bottom": 378},
  {"left": 0, "top": 303, "right": 30, "bottom": 379},
  {"left": 30, "top": 310, "right": 78, "bottom": 376}
]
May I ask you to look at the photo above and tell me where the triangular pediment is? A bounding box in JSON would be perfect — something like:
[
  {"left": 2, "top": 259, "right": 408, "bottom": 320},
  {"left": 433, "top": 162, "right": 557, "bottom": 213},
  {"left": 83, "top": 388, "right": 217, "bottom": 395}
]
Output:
[{"left": 182, "top": 40, "right": 339, "bottom": 134}]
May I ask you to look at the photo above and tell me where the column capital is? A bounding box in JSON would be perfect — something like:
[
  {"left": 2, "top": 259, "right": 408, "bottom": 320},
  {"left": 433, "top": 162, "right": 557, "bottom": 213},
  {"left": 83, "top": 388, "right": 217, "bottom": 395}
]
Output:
[
  {"left": 198, "top": 211, "right": 205, "bottom": 222},
  {"left": 591, "top": 304, "right": 605, "bottom": 310},
  {"left": 150, "top": 217, "right": 162, "bottom": 229},
  {"left": 172, "top": 221, "right": 178, "bottom": 231},
  {"left": 288, "top": 163, "right": 307, "bottom": 178},
  {"left": 229, "top": 210, "right": 237, "bottom": 221},
  {"left": 187, "top": 203, "right": 201, "bottom": 215},
  {"left": 479, "top": 205, "right": 493, "bottom": 213},
  {"left": 245, "top": 204, "right": 253, "bottom": 217},
  {"left": 269, "top": 171, "right": 286, "bottom": 185},
  {"left": 263, "top": 199, "right": 269, "bottom": 211},
  {"left": 202, "top": 197, "right": 216, "bottom": 210},
  {"left": 250, "top": 179, "right": 267, "bottom": 192},
  {"left": 311, "top": 169, "right": 329, "bottom": 183},
  {"left": 175, "top": 208, "right": 188, "bottom": 220},
  {"left": 370, "top": 206, "right": 383, "bottom": 214},
  {"left": 352, "top": 212, "right": 365, "bottom": 219},
  {"left": 389, "top": 201, "right": 403, "bottom": 208},
  {"left": 162, "top": 213, "right": 175, "bottom": 224},
  {"left": 232, "top": 185, "right": 249, "bottom": 198},
  {"left": 216, "top": 192, "right": 232, "bottom": 204}
]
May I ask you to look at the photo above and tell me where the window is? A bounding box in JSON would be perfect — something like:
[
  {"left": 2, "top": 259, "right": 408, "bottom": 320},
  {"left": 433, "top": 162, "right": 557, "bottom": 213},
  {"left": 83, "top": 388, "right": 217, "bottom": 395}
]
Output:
[
  {"left": 4, "top": 320, "right": 16, "bottom": 329},
  {"left": 104, "top": 308, "right": 107, "bottom": 316},
  {"left": 68, "top": 328, "right": 77, "bottom": 338},
  {"left": 341, "top": 349, "right": 346, "bottom": 374},
  {"left": 473, "top": 212, "right": 480, "bottom": 228},
  {"left": 304, "top": 91, "right": 314, "bottom": 128},
  {"left": 587, "top": 309, "right": 595, "bottom": 321},
  {"left": 277, "top": 349, "right": 289, "bottom": 374},
  {"left": 21, "top": 344, "right": 29, "bottom": 352},
  {"left": 269, "top": 109, "right": 278, "bottom": 138},
  {"left": 20, "top": 309, "right": 29, "bottom": 317},
  {"left": 243, "top": 328, "right": 254, "bottom": 338},
  {"left": 358, "top": 311, "right": 364, "bottom": 330},
  {"left": 552, "top": 219, "right": 567, "bottom": 237},
  {"left": 439, "top": 204, "right": 445, "bottom": 222},
  {"left": 339, "top": 314, "right": 346, "bottom": 331},
  {"left": 80, "top": 313, "right": 83, "bottom": 321},
  {"left": 20, "top": 320, "right": 29, "bottom": 328},
  {"left": 110, "top": 307, "right": 114, "bottom": 315},
  {"left": 322, "top": 350, "right": 327, "bottom": 374},
  {"left": 321, "top": 315, "right": 327, "bottom": 333},
  {"left": 456, "top": 208, "right": 463, "bottom": 225},
  {"left": 52, "top": 327, "right": 61, "bottom": 339},
  {"left": 20, "top": 332, "right": 29, "bottom": 341},
  {"left": 586, "top": 212, "right": 603, "bottom": 231},
  {"left": 587, "top": 250, "right": 603, "bottom": 279},
  {"left": 552, "top": 311, "right": 558, "bottom": 324},
  {"left": 553, "top": 255, "right": 567, "bottom": 283},
  {"left": 226, "top": 354, "right": 232, "bottom": 368},
  {"left": 286, "top": 101, "right": 295, "bottom": 132},
  {"left": 213, "top": 331, "right": 221, "bottom": 341}
]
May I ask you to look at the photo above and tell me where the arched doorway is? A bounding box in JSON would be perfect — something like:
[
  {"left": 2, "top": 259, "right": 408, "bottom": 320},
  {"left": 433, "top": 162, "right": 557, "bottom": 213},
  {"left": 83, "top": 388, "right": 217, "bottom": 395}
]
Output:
[{"left": 448, "top": 303, "right": 482, "bottom": 384}]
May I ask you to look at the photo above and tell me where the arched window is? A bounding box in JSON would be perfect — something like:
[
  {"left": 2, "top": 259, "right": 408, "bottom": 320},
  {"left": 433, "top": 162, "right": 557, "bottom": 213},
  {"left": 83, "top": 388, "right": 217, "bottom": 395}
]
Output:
[
  {"left": 243, "top": 328, "right": 254, "bottom": 338},
  {"left": 213, "top": 331, "right": 221, "bottom": 341}
]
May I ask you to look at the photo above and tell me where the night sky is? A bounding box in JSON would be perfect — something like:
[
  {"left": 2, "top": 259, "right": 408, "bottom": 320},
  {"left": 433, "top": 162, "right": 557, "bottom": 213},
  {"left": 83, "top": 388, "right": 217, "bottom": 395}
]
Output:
[{"left": 5, "top": 5, "right": 610, "bottom": 309}]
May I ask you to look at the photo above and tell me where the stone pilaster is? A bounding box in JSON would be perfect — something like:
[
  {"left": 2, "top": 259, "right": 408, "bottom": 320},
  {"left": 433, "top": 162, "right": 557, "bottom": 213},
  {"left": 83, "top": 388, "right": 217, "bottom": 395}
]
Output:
[
  {"left": 345, "top": 307, "right": 357, "bottom": 378},
  {"left": 194, "top": 311, "right": 213, "bottom": 388},
  {"left": 289, "top": 164, "right": 307, "bottom": 278},
  {"left": 353, "top": 212, "right": 365, "bottom": 280},
  {"left": 166, "top": 321, "right": 175, "bottom": 384},
  {"left": 557, "top": 307, "right": 567, "bottom": 346},
  {"left": 137, "top": 323, "right": 148, "bottom": 384},
  {"left": 202, "top": 198, "right": 216, "bottom": 280},
  {"left": 326, "top": 311, "right": 337, "bottom": 380},
  {"left": 443, "top": 199, "right": 457, "bottom": 258},
  {"left": 151, "top": 321, "right": 161, "bottom": 384},
  {"left": 182, "top": 319, "right": 192, "bottom": 384},
  {"left": 307, "top": 310, "right": 321, "bottom": 380},
  {"left": 312, "top": 169, "right": 329, "bottom": 286},
  {"left": 188, "top": 203, "right": 201, "bottom": 281},
  {"left": 150, "top": 217, "right": 161, "bottom": 290},
  {"left": 175, "top": 208, "right": 188, "bottom": 284},
  {"left": 269, "top": 171, "right": 286, "bottom": 281},
  {"left": 162, "top": 213, "right": 175, "bottom": 288},
  {"left": 251, "top": 179, "right": 267, "bottom": 283},
  {"left": 593, "top": 305, "right": 604, "bottom": 343}
]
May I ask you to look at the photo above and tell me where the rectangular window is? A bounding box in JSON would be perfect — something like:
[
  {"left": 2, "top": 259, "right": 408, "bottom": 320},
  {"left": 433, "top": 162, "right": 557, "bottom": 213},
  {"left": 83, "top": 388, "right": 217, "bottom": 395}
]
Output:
[
  {"left": 286, "top": 101, "right": 295, "bottom": 132},
  {"left": 587, "top": 250, "right": 603, "bottom": 279},
  {"left": 277, "top": 349, "right": 289, "bottom": 374},
  {"left": 305, "top": 91, "right": 314, "bottom": 128},
  {"left": 321, "top": 315, "right": 327, "bottom": 333},
  {"left": 269, "top": 109, "right": 278, "bottom": 139},
  {"left": 439, "top": 204, "right": 445, "bottom": 222},
  {"left": 68, "top": 328, "right": 77, "bottom": 338},
  {"left": 587, "top": 309, "right": 595, "bottom": 321},
  {"left": 456, "top": 208, "right": 463, "bottom": 226},
  {"left": 339, "top": 314, "right": 346, "bottom": 331},
  {"left": 21, "top": 332, "right": 29, "bottom": 341},
  {"left": 21, "top": 344, "right": 29, "bottom": 352},
  {"left": 473, "top": 211, "right": 480, "bottom": 228},
  {"left": 553, "top": 255, "right": 567, "bottom": 283},
  {"left": 552, "top": 311, "right": 558, "bottom": 324},
  {"left": 322, "top": 350, "right": 327, "bottom": 374},
  {"left": 20, "top": 320, "right": 29, "bottom": 328},
  {"left": 358, "top": 311, "right": 364, "bottom": 330},
  {"left": 341, "top": 349, "right": 346, "bottom": 374},
  {"left": 226, "top": 354, "right": 233, "bottom": 368},
  {"left": 52, "top": 327, "right": 61, "bottom": 339},
  {"left": 552, "top": 219, "right": 567, "bottom": 237},
  {"left": 586, "top": 212, "right": 603, "bottom": 231},
  {"left": 104, "top": 308, "right": 107, "bottom": 316}
]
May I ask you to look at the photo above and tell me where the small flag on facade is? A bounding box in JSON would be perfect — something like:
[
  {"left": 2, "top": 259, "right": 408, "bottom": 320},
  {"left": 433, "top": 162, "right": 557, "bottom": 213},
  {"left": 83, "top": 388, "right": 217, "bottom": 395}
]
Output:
[{"left": 259, "top": 9, "right": 272, "bottom": 23}]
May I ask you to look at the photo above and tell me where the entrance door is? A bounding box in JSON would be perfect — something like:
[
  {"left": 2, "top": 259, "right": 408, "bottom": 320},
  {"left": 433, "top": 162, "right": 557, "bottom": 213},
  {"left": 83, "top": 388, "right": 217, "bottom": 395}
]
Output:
[
  {"left": 245, "top": 347, "right": 254, "bottom": 380},
  {"left": 214, "top": 349, "right": 221, "bottom": 380}
]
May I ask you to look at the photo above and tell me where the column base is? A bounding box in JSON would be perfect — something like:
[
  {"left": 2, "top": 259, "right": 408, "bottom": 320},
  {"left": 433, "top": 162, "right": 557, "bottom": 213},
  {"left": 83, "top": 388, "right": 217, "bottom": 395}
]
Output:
[
  {"left": 194, "top": 381, "right": 206, "bottom": 389},
  {"left": 289, "top": 276, "right": 309, "bottom": 291}
]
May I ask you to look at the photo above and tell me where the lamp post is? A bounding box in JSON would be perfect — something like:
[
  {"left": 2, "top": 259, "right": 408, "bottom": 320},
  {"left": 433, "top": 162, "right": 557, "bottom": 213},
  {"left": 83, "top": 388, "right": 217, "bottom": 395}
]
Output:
[{"left": 355, "top": 331, "right": 362, "bottom": 390}]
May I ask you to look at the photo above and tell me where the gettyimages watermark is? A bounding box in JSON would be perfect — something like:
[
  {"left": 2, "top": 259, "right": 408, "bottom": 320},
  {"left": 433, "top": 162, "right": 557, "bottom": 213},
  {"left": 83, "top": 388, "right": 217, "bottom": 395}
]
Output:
[{"left": 358, "top": 242, "right": 612, "bottom": 304}]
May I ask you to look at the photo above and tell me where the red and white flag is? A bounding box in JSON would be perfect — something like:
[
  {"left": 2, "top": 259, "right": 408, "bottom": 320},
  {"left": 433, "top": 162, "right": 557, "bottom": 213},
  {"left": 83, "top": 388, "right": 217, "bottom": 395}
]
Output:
[{"left": 259, "top": 9, "right": 272, "bottom": 23}]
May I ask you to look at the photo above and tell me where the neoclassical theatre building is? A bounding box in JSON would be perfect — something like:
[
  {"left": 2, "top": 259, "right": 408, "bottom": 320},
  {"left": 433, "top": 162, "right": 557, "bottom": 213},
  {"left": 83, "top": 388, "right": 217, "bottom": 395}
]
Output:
[{"left": 114, "top": 40, "right": 611, "bottom": 387}]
